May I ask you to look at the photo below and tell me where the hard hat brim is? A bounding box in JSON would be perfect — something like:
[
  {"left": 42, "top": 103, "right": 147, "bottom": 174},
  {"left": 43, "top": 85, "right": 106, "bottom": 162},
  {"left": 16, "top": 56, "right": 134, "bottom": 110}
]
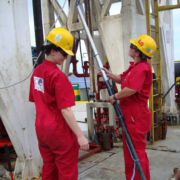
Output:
[
  {"left": 129, "top": 39, "right": 136, "bottom": 46},
  {"left": 63, "top": 49, "right": 74, "bottom": 56},
  {"left": 45, "top": 40, "right": 74, "bottom": 56}
]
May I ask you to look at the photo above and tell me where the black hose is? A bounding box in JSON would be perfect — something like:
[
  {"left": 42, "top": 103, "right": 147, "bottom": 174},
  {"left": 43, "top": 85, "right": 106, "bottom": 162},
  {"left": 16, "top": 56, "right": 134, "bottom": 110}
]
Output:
[
  {"left": 162, "top": 80, "right": 180, "bottom": 99},
  {"left": 77, "top": 121, "right": 87, "bottom": 123},
  {"left": 105, "top": 83, "right": 146, "bottom": 180}
]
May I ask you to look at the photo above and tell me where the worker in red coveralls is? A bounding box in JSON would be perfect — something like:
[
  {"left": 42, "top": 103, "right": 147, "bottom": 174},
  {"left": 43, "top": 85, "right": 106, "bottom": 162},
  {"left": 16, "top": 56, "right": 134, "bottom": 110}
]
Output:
[
  {"left": 29, "top": 27, "right": 89, "bottom": 180},
  {"left": 101, "top": 35, "right": 156, "bottom": 180}
]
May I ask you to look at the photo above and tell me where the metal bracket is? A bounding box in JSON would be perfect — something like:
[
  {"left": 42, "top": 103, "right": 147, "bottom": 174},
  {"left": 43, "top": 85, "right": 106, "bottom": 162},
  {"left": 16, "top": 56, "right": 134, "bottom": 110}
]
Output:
[{"left": 86, "top": 102, "right": 115, "bottom": 140}]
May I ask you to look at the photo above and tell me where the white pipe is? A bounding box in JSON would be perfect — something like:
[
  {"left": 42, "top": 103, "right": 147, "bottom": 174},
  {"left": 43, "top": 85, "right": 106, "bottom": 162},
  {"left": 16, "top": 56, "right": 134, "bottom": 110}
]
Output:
[{"left": 76, "top": 4, "right": 108, "bottom": 81}]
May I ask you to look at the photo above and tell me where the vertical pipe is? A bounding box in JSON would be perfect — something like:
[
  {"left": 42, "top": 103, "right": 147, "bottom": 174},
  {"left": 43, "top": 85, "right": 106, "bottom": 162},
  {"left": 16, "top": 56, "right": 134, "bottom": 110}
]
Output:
[
  {"left": 145, "top": 0, "right": 154, "bottom": 143},
  {"left": 76, "top": 4, "right": 108, "bottom": 80},
  {"left": 154, "top": 0, "right": 163, "bottom": 138},
  {"left": 85, "top": 0, "right": 96, "bottom": 93},
  {"left": 32, "top": 0, "right": 45, "bottom": 65}
]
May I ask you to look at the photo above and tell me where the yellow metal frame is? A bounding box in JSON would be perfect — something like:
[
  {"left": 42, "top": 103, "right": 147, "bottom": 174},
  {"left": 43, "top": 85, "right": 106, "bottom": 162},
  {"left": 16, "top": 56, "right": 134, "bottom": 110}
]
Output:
[
  {"left": 145, "top": 0, "right": 163, "bottom": 143},
  {"left": 145, "top": 0, "right": 154, "bottom": 143},
  {"left": 146, "top": 1, "right": 180, "bottom": 143},
  {"left": 154, "top": 0, "right": 163, "bottom": 141},
  {"left": 158, "top": 1, "right": 180, "bottom": 11}
]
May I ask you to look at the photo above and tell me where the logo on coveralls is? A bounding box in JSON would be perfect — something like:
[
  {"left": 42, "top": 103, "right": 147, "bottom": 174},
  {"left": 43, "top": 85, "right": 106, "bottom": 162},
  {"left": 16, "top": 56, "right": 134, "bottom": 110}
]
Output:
[
  {"left": 138, "top": 39, "right": 154, "bottom": 54},
  {"left": 34, "top": 77, "right": 44, "bottom": 93}
]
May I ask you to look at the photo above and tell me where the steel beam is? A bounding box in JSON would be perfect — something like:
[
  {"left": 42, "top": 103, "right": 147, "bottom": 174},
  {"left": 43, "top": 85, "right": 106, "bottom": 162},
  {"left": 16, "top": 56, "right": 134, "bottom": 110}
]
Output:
[
  {"left": 67, "top": 0, "right": 84, "bottom": 31},
  {"left": 50, "top": 0, "right": 67, "bottom": 28},
  {"left": 158, "top": 4, "right": 180, "bottom": 11}
]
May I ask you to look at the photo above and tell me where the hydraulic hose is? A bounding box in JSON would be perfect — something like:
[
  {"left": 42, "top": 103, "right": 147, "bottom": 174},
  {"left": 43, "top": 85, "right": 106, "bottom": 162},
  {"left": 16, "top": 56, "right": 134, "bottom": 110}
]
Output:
[
  {"left": 162, "top": 79, "right": 180, "bottom": 99},
  {"left": 76, "top": 1, "right": 146, "bottom": 180}
]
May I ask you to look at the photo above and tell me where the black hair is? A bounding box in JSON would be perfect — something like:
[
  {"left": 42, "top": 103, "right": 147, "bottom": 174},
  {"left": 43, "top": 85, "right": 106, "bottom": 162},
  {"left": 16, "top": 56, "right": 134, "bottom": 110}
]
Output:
[
  {"left": 135, "top": 49, "right": 151, "bottom": 60},
  {"left": 40, "top": 42, "right": 63, "bottom": 55}
]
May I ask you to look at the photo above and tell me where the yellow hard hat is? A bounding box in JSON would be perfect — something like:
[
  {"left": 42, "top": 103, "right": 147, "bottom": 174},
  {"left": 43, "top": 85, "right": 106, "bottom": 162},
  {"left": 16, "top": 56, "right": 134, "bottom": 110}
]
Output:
[
  {"left": 130, "top": 34, "right": 156, "bottom": 58},
  {"left": 46, "top": 27, "right": 74, "bottom": 56}
]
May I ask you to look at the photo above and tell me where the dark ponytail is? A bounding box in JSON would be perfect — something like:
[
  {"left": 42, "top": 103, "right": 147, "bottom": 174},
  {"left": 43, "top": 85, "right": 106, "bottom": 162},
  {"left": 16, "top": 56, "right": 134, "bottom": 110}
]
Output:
[
  {"left": 41, "top": 42, "right": 63, "bottom": 55},
  {"left": 135, "top": 49, "right": 151, "bottom": 60}
]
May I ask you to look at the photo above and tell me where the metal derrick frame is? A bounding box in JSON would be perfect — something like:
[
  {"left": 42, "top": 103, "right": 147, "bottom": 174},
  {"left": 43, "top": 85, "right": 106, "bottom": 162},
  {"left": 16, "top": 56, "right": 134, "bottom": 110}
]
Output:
[
  {"left": 145, "top": 0, "right": 180, "bottom": 143},
  {"left": 43, "top": 0, "right": 180, "bottom": 143}
]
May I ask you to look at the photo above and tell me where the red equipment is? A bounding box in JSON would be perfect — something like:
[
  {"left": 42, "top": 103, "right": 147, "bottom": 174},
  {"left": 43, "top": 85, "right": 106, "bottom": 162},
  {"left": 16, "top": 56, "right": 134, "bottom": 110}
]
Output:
[
  {"left": 91, "top": 62, "right": 120, "bottom": 150},
  {"left": 0, "top": 117, "right": 16, "bottom": 164},
  {"left": 78, "top": 143, "right": 101, "bottom": 161}
]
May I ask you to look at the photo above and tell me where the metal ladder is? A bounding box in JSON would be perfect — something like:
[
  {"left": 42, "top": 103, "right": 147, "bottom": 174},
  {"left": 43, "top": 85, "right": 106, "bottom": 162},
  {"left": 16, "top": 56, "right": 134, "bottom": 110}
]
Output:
[{"left": 145, "top": 0, "right": 163, "bottom": 143}]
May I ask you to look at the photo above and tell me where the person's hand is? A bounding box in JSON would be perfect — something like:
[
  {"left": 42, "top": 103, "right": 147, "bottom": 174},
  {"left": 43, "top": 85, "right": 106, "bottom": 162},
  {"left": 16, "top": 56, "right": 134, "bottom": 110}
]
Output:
[
  {"left": 99, "top": 67, "right": 112, "bottom": 78},
  {"left": 78, "top": 135, "right": 89, "bottom": 151},
  {"left": 109, "top": 95, "right": 116, "bottom": 105}
]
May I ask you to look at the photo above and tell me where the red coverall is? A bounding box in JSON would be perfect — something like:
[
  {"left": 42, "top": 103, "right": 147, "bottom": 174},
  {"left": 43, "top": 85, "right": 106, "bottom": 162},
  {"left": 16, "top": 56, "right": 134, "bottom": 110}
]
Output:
[
  {"left": 29, "top": 60, "right": 79, "bottom": 180},
  {"left": 120, "top": 61, "right": 152, "bottom": 180}
]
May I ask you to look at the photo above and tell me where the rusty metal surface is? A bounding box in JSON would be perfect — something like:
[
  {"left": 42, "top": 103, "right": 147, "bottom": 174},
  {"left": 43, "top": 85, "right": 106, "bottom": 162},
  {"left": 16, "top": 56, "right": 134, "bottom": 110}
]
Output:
[
  {"left": 74, "top": 103, "right": 180, "bottom": 180},
  {"left": 78, "top": 146, "right": 180, "bottom": 180},
  {"left": 146, "top": 126, "right": 180, "bottom": 152},
  {"left": 78, "top": 151, "right": 116, "bottom": 174},
  {"left": 79, "top": 143, "right": 101, "bottom": 161},
  {"left": 78, "top": 149, "right": 126, "bottom": 180},
  {"left": 148, "top": 150, "right": 180, "bottom": 180}
]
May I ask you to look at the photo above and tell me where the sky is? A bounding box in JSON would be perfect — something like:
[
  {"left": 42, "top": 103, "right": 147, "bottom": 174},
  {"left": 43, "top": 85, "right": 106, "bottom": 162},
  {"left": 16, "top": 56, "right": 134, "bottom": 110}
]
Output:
[{"left": 28, "top": 0, "right": 180, "bottom": 73}]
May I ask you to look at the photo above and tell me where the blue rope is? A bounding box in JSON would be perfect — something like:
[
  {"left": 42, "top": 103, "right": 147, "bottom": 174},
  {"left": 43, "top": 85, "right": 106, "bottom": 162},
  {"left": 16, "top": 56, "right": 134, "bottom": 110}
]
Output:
[
  {"left": 126, "top": 140, "right": 139, "bottom": 180},
  {"left": 93, "top": 54, "right": 99, "bottom": 58},
  {"left": 114, "top": 101, "right": 123, "bottom": 116},
  {"left": 118, "top": 115, "right": 123, "bottom": 119},
  {"left": 132, "top": 162, "right": 136, "bottom": 180}
]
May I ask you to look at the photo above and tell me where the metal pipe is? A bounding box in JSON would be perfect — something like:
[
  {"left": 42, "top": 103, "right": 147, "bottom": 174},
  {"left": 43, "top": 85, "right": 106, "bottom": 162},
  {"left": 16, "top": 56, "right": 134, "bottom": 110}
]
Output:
[
  {"left": 158, "top": 4, "right": 180, "bottom": 11},
  {"left": 32, "top": 0, "right": 45, "bottom": 65},
  {"left": 76, "top": 4, "right": 108, "bottom": 81},
  {"left": 71, "top": 41, "right": 90, "bottom": 77},
  {"left": 85, "top": 0, "right": 96, "bottom": 93}
]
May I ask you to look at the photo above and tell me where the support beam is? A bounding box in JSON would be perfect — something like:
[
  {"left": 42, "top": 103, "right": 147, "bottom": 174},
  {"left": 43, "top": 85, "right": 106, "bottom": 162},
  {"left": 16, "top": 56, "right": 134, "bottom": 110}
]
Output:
[
  {"left": 158, "top": 4, "right": 180, "bottom": 11},
  {"left": 50, "top": 0, "right": 67, "bottom": 28},
  {"left": 33, "top": 0, "right": 45, "bottom": 65},
  {"left": 101, "top": 0, "right": 113, "bottom": 17},
  {"left": 136, "top": 0, "right": 145, "bottom": 15},
  {"left": 42, "top": 0, "right": 55, "bottom": 37},
  {"left": 85, "top": 0, "right": 96, "bottom": 93},
  {"left": 99, "top": 0, "right": 121, "bottom": 5},
  {"left": 93, "top": 0, "right": 124, "bottom": 91},
  {"left": 67, "top": 0, "right": 84, "bottom": 32},
  {"left": 121, "top": 0, "right": 137, "bottom": 69},
  {"left": 86, "top": 102, "right": 115, "bottom": 140}
]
